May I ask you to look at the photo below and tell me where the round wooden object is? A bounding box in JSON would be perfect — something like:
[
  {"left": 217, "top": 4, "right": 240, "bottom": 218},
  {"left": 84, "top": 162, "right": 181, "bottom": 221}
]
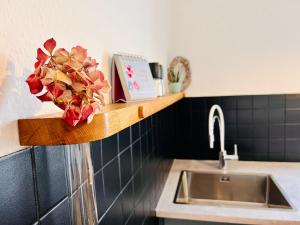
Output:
[{"left": 169, "top": 56, "right": 191, "bottom": 91}]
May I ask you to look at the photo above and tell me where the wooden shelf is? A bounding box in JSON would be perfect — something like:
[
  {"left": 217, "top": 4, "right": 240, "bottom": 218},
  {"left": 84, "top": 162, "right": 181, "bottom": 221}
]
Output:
[{"left": 18, "top": 92, "right": 185, "bottom": 146}]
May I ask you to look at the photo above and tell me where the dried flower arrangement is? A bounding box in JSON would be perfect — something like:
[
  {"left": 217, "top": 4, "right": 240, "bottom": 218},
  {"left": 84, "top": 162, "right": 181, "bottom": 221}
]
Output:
[{"left": 26, "top": 38, "right": 111, "bottom": 127}]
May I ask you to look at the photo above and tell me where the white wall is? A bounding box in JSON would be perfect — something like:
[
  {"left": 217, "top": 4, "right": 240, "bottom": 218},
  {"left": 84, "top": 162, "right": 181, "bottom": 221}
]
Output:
[
  {"left": 0, "top": 0, "right": 169, "bottom": 156},
  {"left": 168, "top": 0, "right": 300, "bottom": 97}
]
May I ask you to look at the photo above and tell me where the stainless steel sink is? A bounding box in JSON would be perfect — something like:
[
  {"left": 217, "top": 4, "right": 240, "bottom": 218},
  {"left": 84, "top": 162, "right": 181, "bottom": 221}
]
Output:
[{"left": 174, "top": 171, "right": 292, "bottom": 209}]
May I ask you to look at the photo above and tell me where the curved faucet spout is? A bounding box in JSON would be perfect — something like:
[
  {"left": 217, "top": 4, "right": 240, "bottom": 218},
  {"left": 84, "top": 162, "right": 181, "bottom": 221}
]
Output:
[
  {"left": 208, "top": 105, "right": 225, "bottom": 153},
  {"left": 208, "top": 104, "right": 239, "bottom": 169}
]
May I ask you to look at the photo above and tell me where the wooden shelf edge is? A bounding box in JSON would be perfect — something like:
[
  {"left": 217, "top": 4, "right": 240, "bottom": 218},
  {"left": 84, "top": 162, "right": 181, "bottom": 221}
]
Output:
[{"left": 18, "top": 92, "right": 185, "bottom": 146}]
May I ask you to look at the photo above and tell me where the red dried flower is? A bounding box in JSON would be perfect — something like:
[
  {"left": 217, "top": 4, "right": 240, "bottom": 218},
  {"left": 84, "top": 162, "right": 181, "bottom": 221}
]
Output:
[{"left": 26, "top": 38, "right": 111, "bottom": 126}]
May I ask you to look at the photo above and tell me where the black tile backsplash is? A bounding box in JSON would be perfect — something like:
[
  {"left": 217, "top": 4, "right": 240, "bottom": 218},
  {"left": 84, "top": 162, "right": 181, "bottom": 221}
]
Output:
[
  {"left": 40, "top": 199, "right": 71, "bottom": 225},
  {"left": 103, "top": 156, "right": 121, "bottom": 208},
  {"left": 102, "top": 133, "right": 118, "bottom": 166},
  {"left": 90, "top": 140, "right": 102, "bottom": 172},
  {"left": 119, "top": 147, "right": 132, "bottom": 188},
  {"left": 34, "top": 146, "right": 68, "bottom": 216},
  {"left": 94, "top": 170, "right": 106, "bottom": 219},
  {"left": 0, "top": 149, "right": 36, "bottom": 225},
  {"left": 0, "top": 105, "right": 175, "bottom": 225},
  {"left": 177, "top": 94, "right": 300, "bottom": 161},
  {"left": 121, "top": 181, "right": 134, "bottom": 223},
  {"left": 119, "top": 127, "right": 131, "bottom": 152},
  {"left": 2, "top": 94, "right": 300, "bottom": 225}
]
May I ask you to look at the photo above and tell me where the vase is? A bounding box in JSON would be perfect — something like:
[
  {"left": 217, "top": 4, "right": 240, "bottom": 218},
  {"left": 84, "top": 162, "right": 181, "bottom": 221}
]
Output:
[{"left": 169, "top": 82, "right": 182, "bottom": 93}]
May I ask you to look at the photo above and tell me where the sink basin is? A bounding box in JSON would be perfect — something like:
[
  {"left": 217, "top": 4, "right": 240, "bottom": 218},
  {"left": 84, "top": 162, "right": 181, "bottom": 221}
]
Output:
[{"left": 174, "top": 171, "right": 292, "bottom": 209}]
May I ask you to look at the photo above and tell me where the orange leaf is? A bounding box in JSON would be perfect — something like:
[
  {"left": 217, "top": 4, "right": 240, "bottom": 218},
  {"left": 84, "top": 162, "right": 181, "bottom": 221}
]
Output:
[
  {"left": 63, "top": 105, "right": 81, "bottom": 127},
  {"left": 47, "top": 82, "right": 65, "bottom": 98},
  {"left": 71, "top": 46, "right": 87, "bottom": 63},
  {"left": 26, "top": 74, "right": 43, "bottom": 94},
  {"left": 37, "top": 91, "right": 53, "bottom": 102},
  {"left": 37, "top": 48, "right": 49, "bottom": 62},
  {"left": 43, "top": 38, "right": 56, "bottom": 54}
]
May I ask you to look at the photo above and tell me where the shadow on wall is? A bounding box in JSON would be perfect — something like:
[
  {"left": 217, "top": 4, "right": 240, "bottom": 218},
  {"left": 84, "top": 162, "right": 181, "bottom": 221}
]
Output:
[
  {"left": 0, "top": 53, "right": 41, "bottom": 152},
  {"left": 0, "top": 55, "right": 5, "bottom": 90}
]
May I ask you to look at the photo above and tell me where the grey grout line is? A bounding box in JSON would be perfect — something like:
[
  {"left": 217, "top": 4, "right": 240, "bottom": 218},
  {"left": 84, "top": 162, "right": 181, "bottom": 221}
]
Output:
[
  {"left": 39, "top": 196, "right": 69, "bottom": 221},
  {"left": 30, "top": 147, "right": 41, "bottom": 221}
]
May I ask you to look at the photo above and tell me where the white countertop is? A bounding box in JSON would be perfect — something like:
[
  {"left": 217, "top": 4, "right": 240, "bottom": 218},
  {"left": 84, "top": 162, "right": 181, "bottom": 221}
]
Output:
[{"left": 156, "top": 160, "right": 300, "bottom": 225}]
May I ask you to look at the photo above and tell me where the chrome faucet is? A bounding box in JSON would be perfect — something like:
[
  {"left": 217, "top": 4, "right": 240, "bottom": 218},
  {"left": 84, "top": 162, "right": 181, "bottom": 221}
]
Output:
[{"left": 208, "top": 104, "right": 239, "bottom": 169}]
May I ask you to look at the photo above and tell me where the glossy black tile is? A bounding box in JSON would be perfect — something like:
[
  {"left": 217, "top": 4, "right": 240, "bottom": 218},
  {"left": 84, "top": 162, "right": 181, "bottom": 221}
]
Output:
[
  {"left": 285, "top": 140, "right": 300, "bottom": 161},
  {"left": 269, "top": 152, "right": 285, "bottom": 161},
  {"left": 269, "top": 139, "right": 285, "bottom": 153},
  {"left": 143, "top": 190, "right": 152, "bottom": 219},
  {"left": 140, "top": 120, "right": 147, "bottom": 136},
  {"left": 190, "top": 97, "right": 206, "bottom": 111},
  {"left": 254, "top": 153, "right": 268, "bottom": 161},
  {"left": 90, "top": 140, "right": 102, "bottom": 172},
  {"left": 120, "top": 147, "right": 132, "bottom": 188},
  {"left": 253, "top": 96, "right": 268, "bottom": 108},
  {"left": 269, "top": 95, "right": 285, "bottom": 108},
  {"left": 237, "top": 109, "right": 252, "bottom": 124},
  {"left": 237, "top": 96, "right": 252, "bottom": 109},
  {"left": 286, "top": 125, "right": 300, "bottom": 138},
  {"left": 102, "top": 134, "right": 118, "bottom": 166},
  {"left": 119, "top": 127, "right": 131, "bottom": 152},
  {"left": 147, "top": 130, "right": 154, "bottom": 154},
  {"left": 285, "top": 139, "right": 300, "bottom": 155},
  {"left": 270, "top": 124, "right": 285, "bottom": 139},
  {"left": 224, "top": 110, "right": 237, "bottom": 124},
  {"left": 253, "top": 139, "right": 268, "bottom": 154},
  {"left": 141, "top": 135, "right": 148, "bottom": 161},
  {"left": 0, "top": 149, "right": 36, "bottom": 225},
  {"left": 237, "top": 125, "right": 253, "bottom": 138},
  {"left": 122, "top": 181, "right": 134, "bottom": 223},
  {"left": 253, "top": 109, "right": 268, "bottom": 124},
  {"left": 94, "top": 170, "right": 106, "bottom": 220},
  {"left": 125, "top": 212, "right": 144, "bottom": 225},
  {"left": 126, "top": 212, "right": 139, "bottom": 225},
  {"left": 40, "top": 198, "right": 71, "bottom": 225},
  {"left": 236, "top": 139, "right": 253, "bottom": 155},
  {"left": 144, "top": 217, "right": 158, "bottom": 225},
  {"left": 285, "top": 154, "right": 300, "bottom": 161},
  {"left": 269, "top": 108, "right": 285, "bottom": 124},
  {"left": 226, "top": 124, "right": 237, "bottom": 139},
  {"left": 132, "top": 122, "right": 140, "bottom": 142},
  {"left": 206, "top": 97, "right": 221, "bottom": 109},
  {"left": 286, "top": 109, "right": 300, "bottom": 123},
  {"left": 191, "top": 110, "right": 207, "bottom": 124},
  {"left": 221, "top": 96, "right": 237, "bottom": 109},
  {"left": 286, "top": 94, "right": 300, "bottom": 108},
  {"left": 146, "top": 116, "right": 153, "bottom": 130},
  {"left": 132, "top": 140, "right": 142, "bottom": 172},
  {"left": 253, "top": 125, "right": 268, "bottom": 139},
  {"left": 133, "top": 169, "right": 143, "bottom": 206},
  {"left": 133, "top": 199, "right": 145, "bottom": 225},
  {"left": 99, "top": 195, "right": 123, "bottom": 225},
  {"left": 103, "top": 157, "right": 121, "bottom": 208},
  {"left": 34, "top": 146, "right": 68, "bottom": 216}
]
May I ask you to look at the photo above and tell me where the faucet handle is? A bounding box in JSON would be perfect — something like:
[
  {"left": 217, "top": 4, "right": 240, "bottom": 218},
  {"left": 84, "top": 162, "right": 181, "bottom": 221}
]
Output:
[
  {"left": 233, "top": 144, "right": 239, "bottom": 160},
  {"left": 234, "top": 144, "right": 238, "bottom": 155}
]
